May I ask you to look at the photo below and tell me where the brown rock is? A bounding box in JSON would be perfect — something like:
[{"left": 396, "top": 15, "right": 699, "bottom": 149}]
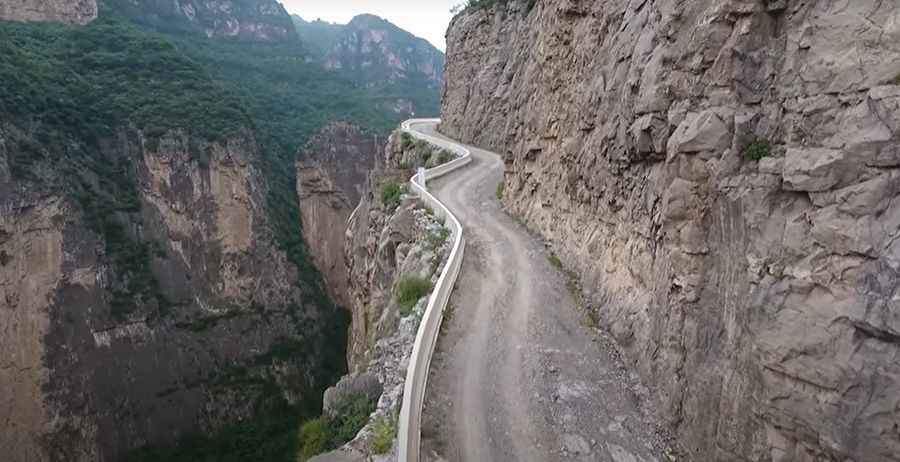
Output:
[{"left": 440, "top": 0, "right": 900, "bottom": 460}]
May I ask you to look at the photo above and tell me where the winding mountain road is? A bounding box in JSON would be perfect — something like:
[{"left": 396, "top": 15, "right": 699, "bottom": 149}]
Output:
[{"left": 409, "top": 121, "right": 668, "bottom": 462}]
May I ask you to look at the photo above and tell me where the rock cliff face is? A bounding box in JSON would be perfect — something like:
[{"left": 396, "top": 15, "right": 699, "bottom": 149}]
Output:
[
  {"left": 108, "top": 0, "right": 296, "bottom": 41},
  {"left": 441, "top": 1, "right": 900, "bottom": 461},
  {"left": 0, "top": 0, "right": 96, "bottom": 24},
  {"left": 297, "top": 123, "right": 380, "bottom": 308},
  {"left": 0, "top": 128, "right": 342, "bottom": 462}
]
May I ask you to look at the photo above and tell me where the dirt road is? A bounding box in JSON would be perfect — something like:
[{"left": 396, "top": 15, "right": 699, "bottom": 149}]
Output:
[{"left": 412, "top": 122, "right": 668, "bottom": 462}]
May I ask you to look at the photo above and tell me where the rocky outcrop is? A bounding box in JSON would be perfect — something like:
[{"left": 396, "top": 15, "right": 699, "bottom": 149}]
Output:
[
  {"left": 0, "top": 0, "right": 96, "bottom": 24},
  {"left": 107, "top": 0, "right": 296, "bottom": 41},
  {"left": 0, "top": 128, "right": 343, "bottom": 462},
  {"left": 344, "top": 132, "right": 433, "bottom": 369},
  {"left": 441, "top": 1, "right": 900, "bottom": 461},
  {"left": 297, "top": 123, "right": 380, "bottom": 308}
]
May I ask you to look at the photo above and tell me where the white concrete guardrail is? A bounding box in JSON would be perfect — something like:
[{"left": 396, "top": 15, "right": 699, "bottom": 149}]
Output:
[{"left": 397, "top": 118, "right": 472, "bottom": 462}]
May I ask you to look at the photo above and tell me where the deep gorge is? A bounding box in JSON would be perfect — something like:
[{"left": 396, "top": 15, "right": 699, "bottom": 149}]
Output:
[{"left": 0, "top": 1, "right": 443, "bottom": 460}]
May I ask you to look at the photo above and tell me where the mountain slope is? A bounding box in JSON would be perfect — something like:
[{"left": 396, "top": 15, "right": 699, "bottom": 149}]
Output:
[{"left": 106, "top": 0, "right": 296, "bottom": 41}]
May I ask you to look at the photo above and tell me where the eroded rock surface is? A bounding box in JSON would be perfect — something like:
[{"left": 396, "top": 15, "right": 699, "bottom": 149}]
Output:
[
  {"left": 441, "top": 1, "right": 900, "bottom": 461},
  {"left": 0, "top": 128, "right": 341, "bottom": 462},
  {"left": 0, "top": 0, "right": 96, "bottom": 24},
  {"left": 297, "top": 122, "right": 380, "bottom": 308}
]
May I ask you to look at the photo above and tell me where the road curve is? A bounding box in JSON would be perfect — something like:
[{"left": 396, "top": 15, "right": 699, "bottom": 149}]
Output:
[{"left": 410, "top": 122, "right": 667, "bottom": 462}]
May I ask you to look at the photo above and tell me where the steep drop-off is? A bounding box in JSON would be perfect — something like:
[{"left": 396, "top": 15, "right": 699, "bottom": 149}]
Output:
[
  {"left": 297, "top": 122, "right": 380, "bottom": 308},
  {"left": 441, "top": 1, "right": 900, "bottom": 461},
  {"left": 1, "top": 128, "right": 344, "bottom": 462}
]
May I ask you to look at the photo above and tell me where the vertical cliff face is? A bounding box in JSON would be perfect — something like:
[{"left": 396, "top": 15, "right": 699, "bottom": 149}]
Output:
[
  {"left": 0, "top": 0, "right": 97, "bottom": 24},
  {"left": 441, "top": 1, "right": 900, "bottom": 461},
  {"left": 296, "top": 122, "right": 380, "bottom": 308},
  {"left": 0, "top": 128, "right": 342, "bottom": 462}
]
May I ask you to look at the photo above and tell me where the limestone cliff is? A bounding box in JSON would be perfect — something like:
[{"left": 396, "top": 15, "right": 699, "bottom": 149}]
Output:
[
  {"left": 0, "top": 0, "right": 96, "bottom": 24},
  {"left": 441, "top": 1, "right": 900, "bottom": 461},
  {"left": 0, "top": 128, "right": 344, "bottom": 462},
  {"left": 297, "top": 122, "right": 380, "bottom": 308}
]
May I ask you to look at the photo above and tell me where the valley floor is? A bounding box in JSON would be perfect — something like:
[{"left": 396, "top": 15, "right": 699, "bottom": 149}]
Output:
[{"left": 413, "top": 122, "right": 671, "bottom": 462}]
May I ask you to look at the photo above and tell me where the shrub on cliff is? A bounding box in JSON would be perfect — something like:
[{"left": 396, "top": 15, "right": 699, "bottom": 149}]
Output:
[
  {"left": 297, "top": 418, "right": 329, "bottom": 460},
  {"left": 395, "top": 274, "right": 432, "bottom": 315},
  {"left": 744, "top": 140, "right": 772, "bottom": 161},
  {"left": 380, "top": 180, "right": 404, "bottom": 211},
  {"left": 296, "top": 395, "right": 374, "bottom": 461},
  {"left": 369, "top": 414, "right": 397, "bottom": 454}
]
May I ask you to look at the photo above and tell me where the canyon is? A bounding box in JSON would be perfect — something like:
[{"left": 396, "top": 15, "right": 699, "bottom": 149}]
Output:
[{"left": 0, "top": 0, "right": 443, "bottom": 460}]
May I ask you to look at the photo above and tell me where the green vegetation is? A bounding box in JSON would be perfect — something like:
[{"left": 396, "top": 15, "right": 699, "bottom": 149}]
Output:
[
  {"left": 380, "top": 180, "right": 405, "bottom": 211},
  {"left": 0, "top": 17, "right": 251, "bottom": 318},
  {"left": 3, "top": 2, "right": 444, "bottom": 460},
  {"left": 426, "top": 226, "right": 451, "bottom": 251},
  {"left": 127, "top": 403, "right": 310, "bottom": 462},
  {"left": 395, "top": 274, "right": 433, "bottom": 315},
  {"left": 496, "top": 181, "right": 505, "bottom": 200},
  {"left": 328, "top": 395, "right": 374, "bottom": 445},
  {"left": 369, "top": 414, "right": 397, "bottom": 455},
  {"left": 547, "top": 253, "right": 563, "bottom": 270},
  {"left": 297, "top": 418, "right": 329, "bottom": 460},
  {"left": 128, "top": 393, "right": 373, "bottom": 462},
  {"left": 297, "top": 394, "right": 374, "bottom": 460},
  {"left": 435, "top": 149, "right": 454, "bottom": 165},
  {"left": 400, "top": 132, "right": 414, "bottom": 150},
  {"left": 744, "top": 140, "right": 772, "bottom": 161}
]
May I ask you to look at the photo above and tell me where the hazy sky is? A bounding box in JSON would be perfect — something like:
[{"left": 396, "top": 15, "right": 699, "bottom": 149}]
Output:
[{"left": 281, "top": 0, "right": 461, "bottom": 51}]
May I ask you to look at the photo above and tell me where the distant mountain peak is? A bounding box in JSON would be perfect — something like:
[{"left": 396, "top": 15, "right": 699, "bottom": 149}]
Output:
[{"left": 293, "top": 11, "right": 444, "bottom": 88}]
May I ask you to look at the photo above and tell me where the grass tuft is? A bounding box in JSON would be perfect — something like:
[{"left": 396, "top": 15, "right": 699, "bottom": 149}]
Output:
[{"left": 395, "top": 274, "right": 432, "bottom": 315}]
